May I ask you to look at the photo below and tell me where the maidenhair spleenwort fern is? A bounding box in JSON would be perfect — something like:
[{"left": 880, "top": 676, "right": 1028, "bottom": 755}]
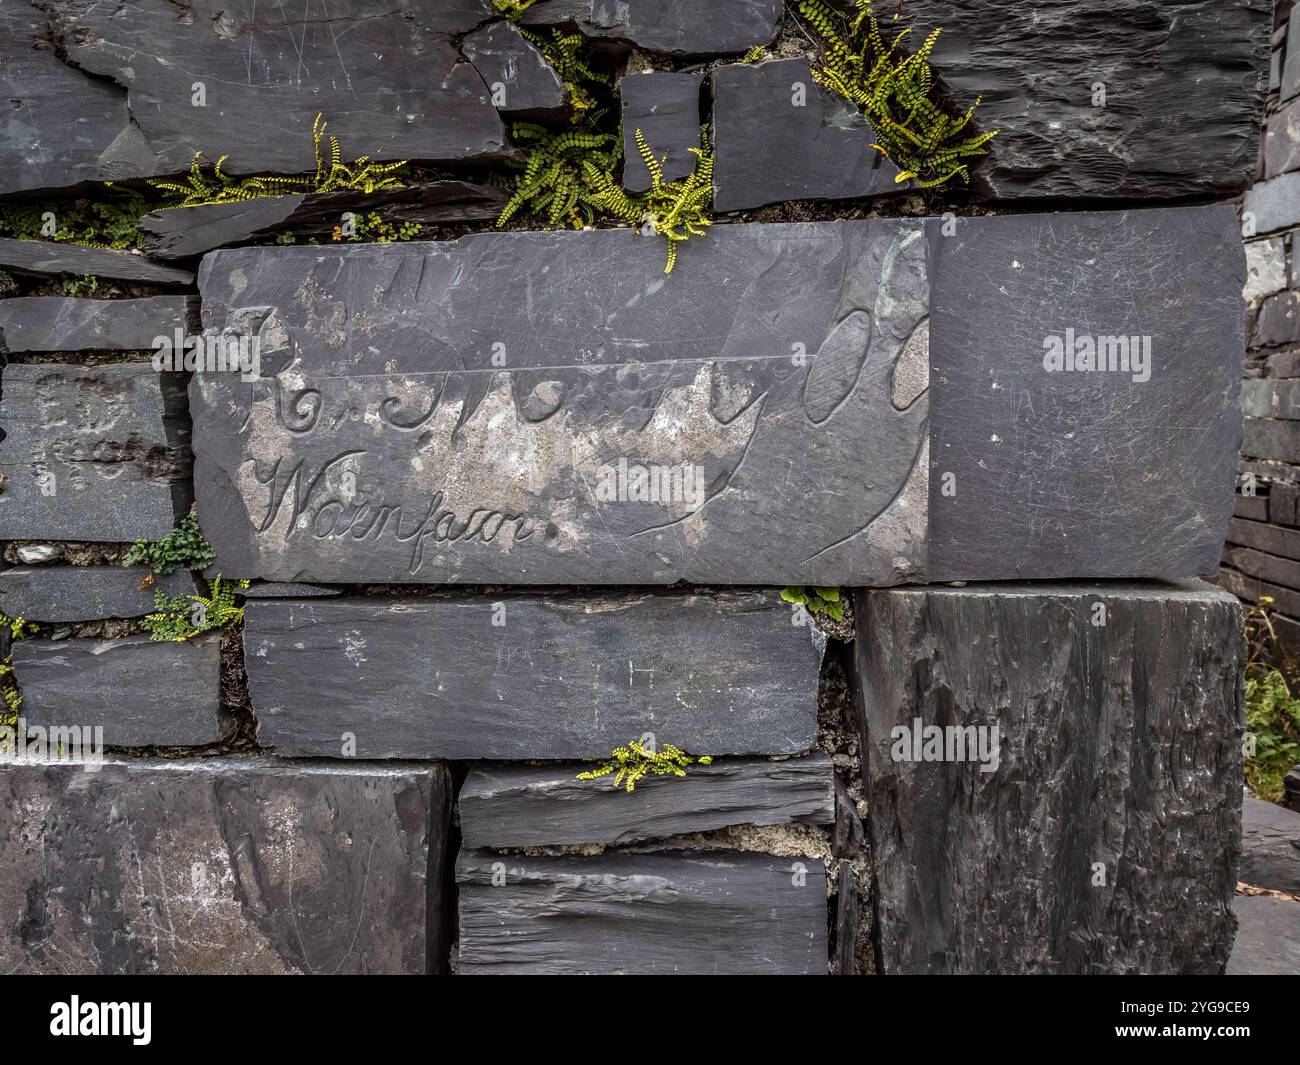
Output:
[
  {"left": 578, "top": 738, "right": 714, "bottom": 793},
  {"left": 141, "top": 575, "right": 249, "bottom": 642},
  {"left": 796, "top": 0, "right": 997, "bottom": 188}
]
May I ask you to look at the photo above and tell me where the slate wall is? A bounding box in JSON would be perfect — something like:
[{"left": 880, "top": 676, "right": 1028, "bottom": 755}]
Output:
[{"left": 0, "top": 0, "right": 1269, "bottom": 975}]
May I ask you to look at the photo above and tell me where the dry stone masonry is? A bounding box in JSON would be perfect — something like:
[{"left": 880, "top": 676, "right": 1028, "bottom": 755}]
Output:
[{"left": 0, "top": 0, "right": 1278, "bottom": 976}]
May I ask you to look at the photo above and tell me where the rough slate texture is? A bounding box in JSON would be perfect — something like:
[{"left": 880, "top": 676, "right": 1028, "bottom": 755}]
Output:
[
  {"left": 0, "top": 565, "right": 200, "bottom": 622},
  {"left": 0, "top": 756, "right": 450, "bottom": 974},
  {"left": 244, "top": 592, "right": 821, "bottom": 759},
  {"left": 0, "top": 237, "right": 194, "bottom": 285},
  {"left": 12, "top": 633, "right": 228, "bottom": 748},
  {"left": 853, "top": 581, "right": 1244, "bottom": 975},
  {"left": 457, "top": 849, "right": 827, "bottom": 974},
  {"left": 459, "top": 755, "right": 834, "bottom": 849},
  {"left": 0, "top": 362, "right": 188, "bottom": 542},
  {"left": 462, "top": 19, "right": 566, "bottom": 119},
  {"left": 621, "top": 72, "right": 702, "bottom": 192},
  {"left": 711, "top": 58, "right": 901, "bottom": 211},
  {"left": 191, "top": 220, "right": 930, "bottom": 585},
  {"left": 522, "top": 0, "right": 781, "bottom": 55},
  {"left": 1226, "top": 896, "right": 1300, "bottom": 975},
  {"left": 0, "top": 296, "right": 194, "bottom": 353},
  {"left": 1240, "top": 796, "right": 1300, "bottom": 894},
  {"left": 928, "top": 205, "right": 1244, "bottom": 581},
  {"left": 896, "top": 0, "right": 1271, "bottom": 200},
  {"left": 1243, "top": 171, "right": 1300, "bottom": 234}
]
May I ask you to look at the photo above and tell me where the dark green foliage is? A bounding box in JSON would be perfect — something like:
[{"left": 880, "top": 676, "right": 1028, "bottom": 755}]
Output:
[
  {"left": 520, "top": 27, "right": 612, "bottom": 113},
  {"left": 796, "top": 0, "right": 997, "bottom": 188},
  {"left": 0, "top": 614, "right": 37, "bottom": 735},
  {"left": 577, "top": 738, "right": 714, "bottom": 793},
  {"left": 1244, "top": 598, "right": 1300, "bottom": 802},
  {"left": 492, "top": 0, "right": 541, "bottom": 22},
  {"left": 780, "top": 585, "right": 845, "bottom": 621},
  {"left": 123, "top": 509, "right": 216, "bottom": 577},
  {"left": 0, "top": 186, "right": 157, "bottom": 250},
  {"left": 142, "top": 575, "right": 248, "bottom": 642}
]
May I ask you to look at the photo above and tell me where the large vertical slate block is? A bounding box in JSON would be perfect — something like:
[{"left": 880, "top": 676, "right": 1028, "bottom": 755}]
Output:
[
  {"left": 0, "top": 362, "right": 188, "bottom": 542},
  {"left": 928, "top": 206, "right": 1244, "bottom": 581},
  {"left": 0, "top": 756, "right": 452, "bottom": 974},
  {"left": 853, "top": 581, "right": 1244, "bottom": 975},
  {"left": 457, "top": 850, "right": 827, "bottom": 974},
  {"left": 243, "top": 591, "right": 822, "bottom": 759}
]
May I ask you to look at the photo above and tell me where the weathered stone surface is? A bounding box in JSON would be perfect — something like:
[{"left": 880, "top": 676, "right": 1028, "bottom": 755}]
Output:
[
  {"left": 712, "top": 59, "right": 901, "bottom": 212},
  {"left": 1242, "top": 379, "right": 1300, "bottom": 420},
  {"left": 239, "top": 581, "right": 341, "bottom": 598},
  {"left": 928, "top": 206, "right": 1243, "bottom": 581},
  {"left": 1243, "top": 171, "right": 1300, "bottom": 235},
  {"left": 139, "top": 197, "right": 306, "bottom": 261},
  {"left": 1244, "top": 416, "right": 1300, "bottom": 465},
  {"left": 1264, "top": 95, "right": 1300, "bottom": 178},
  {"left": 457, "top": 849, "right": 827, "bottom": 974},
  {"left": 1255, "top": 290, "right": 1300, "bottom": 348},
  {"left": 523, "top": 0, "right": 781, "bottom": 55},
  {"left": 0, "top": 756, "right": 450, "bottom": 974},
  {"left": 1287, "top": 765, "right": 1300, "bottom": 813},
  {"left": 832, "top": 863, "right": 859, "bottom": 975},
  {"left": 244, "top": 592, "right": 821, "bottom": 759},
  {"left": 854, "top": 581, "right": 1244, "bottom": 974},
  {"left": 12, "top": 633, "right": 227, "bottom": 748},
  {"left": 0, "top": 565, "right": 200, "bottom": 623},
  {"left": 1225, "top": 896, "right": 1300, "bottom": 975},
  {"left": 1283, "top": 4, "right": 1300, "bottom": 103},
  {"left": 192, "top": 219, "right": 931, "bottom": 585},
  {"left": 0, "top": 362, "right": 187, "bottom": 542},
  {"left": 0, "top": 238, "right": 194, "bottom": 285},
  {"left": 34, "top": 0, "right": 505, "bottom": 185},
  {"left": 896, "top": 0, "right": 1270, "bottom": 200},
  {"left": 0, "top": 296, "right": 194, "bottom": 353},
  {"left": 463, "top": 19, "right": 566, "bottom": 118},
  {"left": 620, "top": 72, "right": 702, "bottom": 192},
  {"left": 1241, "top": 796, "right": 1300, "bottom": 894},
  {"left": 459, "top": 754, "right": 834, "bottom": 848},
  {"left": 1244, "top": 238, "right": 1288, "bottom": 303}
]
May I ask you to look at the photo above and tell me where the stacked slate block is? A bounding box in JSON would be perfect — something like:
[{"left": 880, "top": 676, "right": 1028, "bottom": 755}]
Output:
[{"left": 0, "top": 0, "right": 1275, "bottom": 975}]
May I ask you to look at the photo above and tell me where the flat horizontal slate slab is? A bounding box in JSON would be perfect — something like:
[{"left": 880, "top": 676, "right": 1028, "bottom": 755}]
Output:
[
  {"left": 0, "top": 757, "right": 450, "bottom": 974},
  {"left": 0, "top": 565, "right": 200, "bottom": 623},
  {"left": 193, "top": 206, "right": 1242, "bottom": 585},
  {"left": 244, "top": 592, "right": 821, "bottom": 759},
  {"left": 522, "top": 0, "right": 781, "bottom": 55},
  {"left": 1241, "top": 796, "right": 1300, "bottom": 894},
  {"left": 0, "top": 362, "right": 186, "bottom": 542},
  {"left": 459, "top": 754, "right": 834, "bottom": 849},
  {"left": 12, "top": 633, "right": 227, "bottom": 748},
  {"left": 1225, "top": 896, "right": 1300, "bottom": 975},
  {"left": 712, "top": 58, "right": 901, "bottom": 211},
  {"left": 457, "top": 849, "right": 826, "bottom": 975},
  {"left": 0, "top": 238, "right": 194, "bottom": 285},
  {"left": 0, "top": 296, "right": 194, "bottom": 353},
  {"left": 854, "top": 581, "right": 1243, "bottom": 974},
  {"left": 896, "top": 0, "right": 1269, "bottom": 200}
]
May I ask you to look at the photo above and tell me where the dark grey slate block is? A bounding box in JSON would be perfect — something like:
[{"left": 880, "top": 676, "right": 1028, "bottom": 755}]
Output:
[
  {"left": 895, "top": 0, "right": 1270, "bottom": 200},
  {"left": 0, "top": 238, "right": 194, "bottom": 286},
  {"left": 1243, "top": 171, "right": 1300, "bottom": 235},
  {"left": 1283, "top": 4, "right": 1300, "bottom": 103},
  {"left": 1254, "top": 290, "right": 1300, "bottom": 348},
  {"left": 524, "top": 0, "right": 781, "bottom": 55},
  {"left": 620, "top": 72, "right": 702, "bottom": 193},
  {"left": 1226, "top": 896, "right": 1300, "bottom": 975},
  {"left": 238, "top": 581, "right": 342, "bottom": 599},
  {"left": 459, "top": 754, "right": 834, "bottom": 848},
  {"left": 138, "top": 197, "right": 306, "bottom": 261},
  {"left": 1242, "top": 379, "right": 1300, "bottom": 420},
  {"left": 0, "top": 362, "right": 186, "bottom": 542},
  {"left": 12, "top": 633, "right": 227, "bottom": 748},
  {"left": 1264, "top": 96, "right": 1300, "bottom": 178},
  {"left": 457, "top": 849, "right": 827, "bottom": 974},
  {"left": 854, "top": 581, "right": 1244, "bottom": 974},
  {"left": 41, "top": 0, "right": 505, "bottom": 181},
  {"left": 0, "top": 296, "right": 194, "bottom": 353},
  {"left": 191, "top": 219, "right": 931, "bottom": 586},
  {"left": 1244, "top": 237, "right": 1287, "bottom": 303},
  {"left": 0, "top": 756, "right": 451, "bottom": 974},
  {"left": 244, "top": 592, "right": 822, "bottom": 759},
  {"left": 463, "top": 19, "right": 566, "bottom": 118},
  {"left": 1241, "top": 796, "right": 1300, "bottom": 894},
  {"left": 1244, "top": 417, "right": 1300, "bottom": 466},
  {"left": 928, "top": 205, "right": 1244, "bottom": 581},
  {"left": 712, "top": 59, "right": 901, "bottom": 212},
  {"left": 0, "top": 565, "right": 200, "bottom": 623}
]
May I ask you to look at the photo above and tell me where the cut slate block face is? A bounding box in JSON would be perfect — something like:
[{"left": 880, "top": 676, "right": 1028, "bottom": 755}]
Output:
[
  {"left": 0, "top": 363, "right": 188, "bottom": 542},
  {"left": 1226, "top": 896, "right": 1300, "bottom": 975},
  {"left": 459, "top": 755, "right": 835, "bottom": 849},
  {"left": 462, "top": 20, "right": 567, "bottom": 119},
  {"left": 0, "top": 757, "right": 450, "bottom": 975},
  {"left": 457, "top": 850, "right": 827, "bottom": 975},
  {"left": 522, "top": 0, "right": 782, "bottom": 55},
  {"left": 192, "top": 206, "right": 1242, "bottom": 585},
  {"left": 895, "top": 0, "right": 1270, "bottom": 201},
  {"left": 192, "top": 219, "right": 931, "bottom": 586},
  {"left": 0, "top": 296, "right": 194, "bottom": 354},
  {"left": 30, "top": 0, "right": 505, "bottom": 186},
  {"left": 1243, "top": 171, "right": 1300, "bottom": 235},
  {"left": 243, "top": 592, "right": 822, "bottom": 759},
  {"left": 12, "top": 633, "right": 228, "bottom": 748},
  {"left": 621, "top": 72, "right": 703, "bottom": 192},
  {"left": 1240, "top": 796, "right": 1300, "bottom": 894},
  {"left": 928, "top": 206, "right": 1244, "bottom": 581},
  {"left": 711, "top": 59, "right": 901, "bottom": 212},
  {"left": 853, "top": 581, "right": 1244, "bottom": 975},
  {"left": 0, "top": 237, "right": 194, "bottom": 286},
  {"left": 0, "top": 565, "right": 200, "bottom": 623}
]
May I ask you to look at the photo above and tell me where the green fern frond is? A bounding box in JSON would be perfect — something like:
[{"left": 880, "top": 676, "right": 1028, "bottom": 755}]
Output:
[{"left": 577, "top": 738, "right": 713, "bottom": 793}]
